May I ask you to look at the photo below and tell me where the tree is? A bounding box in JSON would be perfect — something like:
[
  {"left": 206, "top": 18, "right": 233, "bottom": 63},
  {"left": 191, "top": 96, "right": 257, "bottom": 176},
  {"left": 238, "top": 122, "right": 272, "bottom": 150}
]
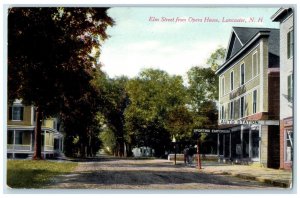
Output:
[
  {"left": 99, "top": 75, "right": 129, "bottom": 157},
  {"left": 124, "top": 69, "right": 189, "bottom": 157},
  {"left": 206, "top": 46, "right": 226, "bottom": 71},
  {"left": 166, "top": 105, "right": 194, "bottom": 141},
  {"left": 187, "top": 47, "right": 225, "bottom": 153},
  {"left": 8, "top": 8, "right": 114, "bottom": 159},
  {"left": 60, "top": 75, "right": 103, "bottom": 157}
]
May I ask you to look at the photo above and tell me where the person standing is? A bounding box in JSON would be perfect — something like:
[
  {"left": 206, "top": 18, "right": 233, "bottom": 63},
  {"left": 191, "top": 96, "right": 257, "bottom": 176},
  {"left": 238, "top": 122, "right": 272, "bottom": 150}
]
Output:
[
  {"left": 188, "top": 145, "right": 194, "bottom": 166},
  {"left": 183, "top": 146, "right": 189, "bottom": 165}
]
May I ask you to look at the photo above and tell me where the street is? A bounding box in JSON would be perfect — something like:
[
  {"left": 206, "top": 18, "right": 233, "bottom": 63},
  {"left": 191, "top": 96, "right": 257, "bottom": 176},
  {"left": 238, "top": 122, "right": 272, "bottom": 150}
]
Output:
[{"left": 46, "top": 157, "right": 282, "bottom": 190}]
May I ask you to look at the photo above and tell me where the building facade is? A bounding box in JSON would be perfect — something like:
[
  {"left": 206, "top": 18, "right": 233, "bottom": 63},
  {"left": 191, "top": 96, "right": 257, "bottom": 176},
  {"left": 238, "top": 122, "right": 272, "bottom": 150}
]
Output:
[
  {"left": 7, "top": 99, "right": 64, "bottom": 158},
  {"left": 215, "top": 27, "right": 280, "bottom": 168},
  {"left": 272, "top": 8, "right": 294, "bottom": 170}
]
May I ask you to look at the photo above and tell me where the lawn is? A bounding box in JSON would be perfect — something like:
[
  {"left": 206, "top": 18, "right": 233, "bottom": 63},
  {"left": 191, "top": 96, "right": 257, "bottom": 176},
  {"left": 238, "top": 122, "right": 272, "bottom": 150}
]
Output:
[{"left": 7, "top": 160, "right": 77, "bottom": 188}]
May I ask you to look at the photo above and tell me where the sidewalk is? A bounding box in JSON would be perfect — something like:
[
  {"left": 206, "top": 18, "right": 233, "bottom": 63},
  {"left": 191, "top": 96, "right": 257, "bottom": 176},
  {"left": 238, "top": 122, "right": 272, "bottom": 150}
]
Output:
[{"left": 198, "top": 161, "right": 293, "bottom": 188}]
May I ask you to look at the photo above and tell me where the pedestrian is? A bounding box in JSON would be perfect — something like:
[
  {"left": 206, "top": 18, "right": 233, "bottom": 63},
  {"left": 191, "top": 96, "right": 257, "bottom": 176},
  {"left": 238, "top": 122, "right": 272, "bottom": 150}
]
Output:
[
  {"left": 183, "top": 146, "right": 189, "bottom": 165},
  {"left": 188, "top": 145, "right": 194, "bottom": 166}
]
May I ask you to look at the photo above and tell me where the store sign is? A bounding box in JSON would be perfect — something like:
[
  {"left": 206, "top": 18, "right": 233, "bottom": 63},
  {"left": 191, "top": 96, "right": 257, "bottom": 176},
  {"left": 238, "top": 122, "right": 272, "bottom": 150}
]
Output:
[
  {"left": 219, "top": 119, "right": 279, "bottom": 125},
  {"left": 193, "top": 129, "right": 230, "bottom": 134}
]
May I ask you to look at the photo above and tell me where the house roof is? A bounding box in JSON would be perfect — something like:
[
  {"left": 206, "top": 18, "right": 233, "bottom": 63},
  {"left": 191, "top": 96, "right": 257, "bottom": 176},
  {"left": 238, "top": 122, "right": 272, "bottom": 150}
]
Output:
[
  {"left": 226, "top": 27, "right": 279, "bottom": 60},
  {"left": 217, "top": 27, "right": 279, "bottom": 75},
  {"left": 271, "top": 7, "right": 293, "bottom": 22}
]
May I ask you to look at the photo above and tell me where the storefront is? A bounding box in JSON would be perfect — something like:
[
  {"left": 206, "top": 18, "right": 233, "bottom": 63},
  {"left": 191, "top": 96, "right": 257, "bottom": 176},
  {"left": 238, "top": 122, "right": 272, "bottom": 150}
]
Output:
[
  {"left": 281, "top": 117, "right": 293, "bottom": 170},
  {"left": 216, "top": 120, "right": 280, "bottom": 168}
]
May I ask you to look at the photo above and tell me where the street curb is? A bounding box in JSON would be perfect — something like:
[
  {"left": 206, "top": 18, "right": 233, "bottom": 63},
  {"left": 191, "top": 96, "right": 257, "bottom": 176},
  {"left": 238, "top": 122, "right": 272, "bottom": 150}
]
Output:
[{"left": 222, "top": 171, "right": 290, "bottom": 188}]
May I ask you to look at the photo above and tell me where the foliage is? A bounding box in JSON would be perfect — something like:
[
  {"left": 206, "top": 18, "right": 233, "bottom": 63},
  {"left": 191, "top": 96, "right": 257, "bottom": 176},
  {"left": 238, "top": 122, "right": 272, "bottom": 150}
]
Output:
[
  {"left": 100, "top": 128, "right": 117, "bottom": 155},
  {"left": 187, "top": 47, "right": 224, "bottom": 152},
  {"left": 7, "top": 160, "right": 77, "bottom": 188},
  {"left": 206, "top": 46, "right": 226, "bottom": 71},
  {"left": 124, "top": 69, "right": 190, "bottom": 156},
  {"left": 98, "top": 76, "right": 129, "bottom": 156},
  {"left": 166, "top": 105, "right": 194, "bottom": 141},
  {"left": 8, "top": 8, "right": 114, "bottom": 158},
  {"left": 187, "top": 67, "right": 218, "bottom": 129}
]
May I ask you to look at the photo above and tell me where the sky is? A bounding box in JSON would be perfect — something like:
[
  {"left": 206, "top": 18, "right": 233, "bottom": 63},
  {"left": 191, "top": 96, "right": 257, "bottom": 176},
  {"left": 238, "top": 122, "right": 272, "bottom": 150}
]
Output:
[{"left": 100, "top": 7, "right": 280, "bottom": 79}]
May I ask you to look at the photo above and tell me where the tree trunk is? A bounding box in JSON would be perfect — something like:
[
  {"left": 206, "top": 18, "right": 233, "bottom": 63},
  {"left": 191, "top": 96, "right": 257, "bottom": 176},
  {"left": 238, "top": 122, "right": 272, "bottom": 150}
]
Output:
[
  {"left": 80, "top": 134, "right": 87, "bottom": 158},
  {"left": 117, "top": 138, "right": 124, "bottom": 157},
  {"left": 33, "top": 106, "right": 43, "bottom": 160}
]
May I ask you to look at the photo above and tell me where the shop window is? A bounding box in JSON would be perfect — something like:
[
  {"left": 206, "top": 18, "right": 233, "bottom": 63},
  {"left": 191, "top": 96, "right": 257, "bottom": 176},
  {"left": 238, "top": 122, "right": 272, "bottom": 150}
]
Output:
[{"left": 251, "top": 130, "right": 259, "bottom": 159}]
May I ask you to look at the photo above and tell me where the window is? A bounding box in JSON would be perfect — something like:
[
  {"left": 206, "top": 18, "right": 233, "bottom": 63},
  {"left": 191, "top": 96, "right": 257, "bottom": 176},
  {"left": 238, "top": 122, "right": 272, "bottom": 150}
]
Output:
[
  {"left": 287, "top": 74, "right": 293, "bottom": 102},
  {"left": 252, "top": 52, "right": 258, "bottom": 77},
  {"left": 221, "top": 105, "right": 225, "bottom": 120},
  {"left": 240, "top": 63, "right": 245, "bottom": 85},
  {"left": 9, "top": 106, "right": 24, "bottom": 121},
  {"left": 285, "top": 129, "right": 293, "bottom": 162},
  {"left": 287, "top": 30, "right": 294, "bottom": 59},
  {"left": 221, "top": 76, "right": 225, "bottom": 96},
  {"left": 253, "top": 90, "right": 257, "bottom": 114},
  {"left": 240, "top": 96, "right": 245, "bottom": 118},
  {"left": 230, "top": 101, "right": 234, "bottom": 119},
  {"left": 230, "top": 71, "right": 234, "bottom": 91}
]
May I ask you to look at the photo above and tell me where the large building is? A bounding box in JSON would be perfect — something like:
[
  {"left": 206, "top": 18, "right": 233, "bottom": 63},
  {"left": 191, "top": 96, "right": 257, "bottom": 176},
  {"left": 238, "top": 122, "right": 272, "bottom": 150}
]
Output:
[
  {"left": 7, "top": 99, "right": 64, "bottom": 158},
  {"left": 271, "top": 8, "right": 294, "bottom": 170},
  {"left": 215, "top": 27, "right": 280, "bottom": 168}
]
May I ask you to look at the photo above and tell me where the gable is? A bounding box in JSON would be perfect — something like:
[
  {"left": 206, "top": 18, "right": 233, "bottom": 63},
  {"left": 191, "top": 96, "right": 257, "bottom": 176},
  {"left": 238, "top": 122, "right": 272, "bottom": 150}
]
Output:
[{"left": 226, "top": 32, "right": 243, "bottom": 60}]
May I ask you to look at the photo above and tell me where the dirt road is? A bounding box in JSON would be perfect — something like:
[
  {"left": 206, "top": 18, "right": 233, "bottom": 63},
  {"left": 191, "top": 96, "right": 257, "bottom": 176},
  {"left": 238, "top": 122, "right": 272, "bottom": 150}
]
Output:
[{"left": 46, "top": 158, "right": 280, "bottom": 190}]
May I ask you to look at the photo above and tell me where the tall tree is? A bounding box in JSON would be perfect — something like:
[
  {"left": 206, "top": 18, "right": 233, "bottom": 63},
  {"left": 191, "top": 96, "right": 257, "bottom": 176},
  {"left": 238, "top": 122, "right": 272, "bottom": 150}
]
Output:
[
  {"left": 124, "top": 69, "right": 188, "bottom": 156},
  {"left": 8, "top": 8, "right": 114, "bottom": 159}
]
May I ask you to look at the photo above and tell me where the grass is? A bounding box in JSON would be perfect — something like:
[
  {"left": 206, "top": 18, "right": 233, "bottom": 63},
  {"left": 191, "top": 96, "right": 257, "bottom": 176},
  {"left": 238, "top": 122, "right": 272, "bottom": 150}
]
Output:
[{"left": 7, "top": 160, "right": 77, "bottom": 189}]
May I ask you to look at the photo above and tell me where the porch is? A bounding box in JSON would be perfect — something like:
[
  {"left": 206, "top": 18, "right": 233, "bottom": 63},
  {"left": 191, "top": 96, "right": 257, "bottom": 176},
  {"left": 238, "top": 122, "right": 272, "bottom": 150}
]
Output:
[{"left": 7, "top": 127, "right": 63, "bottom": 158}]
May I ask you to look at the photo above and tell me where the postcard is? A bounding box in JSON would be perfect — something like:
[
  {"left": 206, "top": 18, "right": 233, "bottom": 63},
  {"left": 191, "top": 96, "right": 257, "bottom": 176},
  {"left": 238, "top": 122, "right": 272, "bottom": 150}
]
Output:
[{"left": 3, "top": 4, "right": 295, "bottom": 194}]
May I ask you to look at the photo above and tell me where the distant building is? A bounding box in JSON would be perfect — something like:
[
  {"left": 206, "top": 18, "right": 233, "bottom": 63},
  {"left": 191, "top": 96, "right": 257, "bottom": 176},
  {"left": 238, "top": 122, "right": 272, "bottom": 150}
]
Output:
[
  {"left": 132, "top": 147, "right": 154, "bottom": 157},
  {"left": 215, "top": 27, "right": 280, "bottom": 168},
  {"left": 271, "top": 8, "right": 294, "bottom": 170},
  {"left": 7, "top": 99, "right": 64, "bottom": 158}
]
